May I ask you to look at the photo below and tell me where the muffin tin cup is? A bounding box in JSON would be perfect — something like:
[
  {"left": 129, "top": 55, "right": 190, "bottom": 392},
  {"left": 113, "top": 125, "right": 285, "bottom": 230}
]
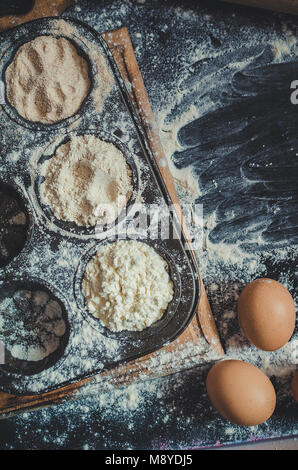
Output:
[
  {"left": 0, "top": 28, "right": 96, "bottom": 131},
  {"left": 33, "top": 129, "right": 140, "bottom": 239},
  {"left": 0, "top": 17, "right": 200, "bottom": 395},
  {"left": 74, "top": 237, "right": 182, "bottom": 342},
  {"left": 0, "top": 277, "right": 70, "bottom": 378}
]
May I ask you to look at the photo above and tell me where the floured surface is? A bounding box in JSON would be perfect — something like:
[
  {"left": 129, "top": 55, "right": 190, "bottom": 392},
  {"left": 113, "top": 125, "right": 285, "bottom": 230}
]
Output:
[{"left": 0, "top": 0, "right": 297, "bottom": 449}]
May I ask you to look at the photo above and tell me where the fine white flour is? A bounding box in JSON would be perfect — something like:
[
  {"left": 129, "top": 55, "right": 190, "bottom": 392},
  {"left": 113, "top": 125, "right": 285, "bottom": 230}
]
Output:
[{"left": 82, "top": 240, "right": 174, "bottom": 332}]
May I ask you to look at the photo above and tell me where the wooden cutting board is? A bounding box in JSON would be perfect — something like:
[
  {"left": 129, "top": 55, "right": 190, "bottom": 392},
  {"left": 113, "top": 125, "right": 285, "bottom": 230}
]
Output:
[{"left": 0, "top": 0, "right": 224, "bottom": 418}]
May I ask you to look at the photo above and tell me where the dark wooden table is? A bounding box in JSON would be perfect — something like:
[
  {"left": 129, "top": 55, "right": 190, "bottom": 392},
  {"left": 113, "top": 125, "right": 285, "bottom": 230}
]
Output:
[{"left": 0, "top": 0, "right": 297, "bottom": 449}]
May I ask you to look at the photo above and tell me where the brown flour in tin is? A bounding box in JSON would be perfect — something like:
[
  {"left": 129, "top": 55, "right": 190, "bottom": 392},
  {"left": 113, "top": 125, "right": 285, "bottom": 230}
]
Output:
[{"left": 5, "top": 35, "right": 91, "bottom": 124}]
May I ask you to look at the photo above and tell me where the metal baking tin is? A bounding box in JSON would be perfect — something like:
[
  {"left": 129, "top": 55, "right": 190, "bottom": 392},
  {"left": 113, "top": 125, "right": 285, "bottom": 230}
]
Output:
[{"left": 0, "top": 17, "right": 200, "bottom": 395}]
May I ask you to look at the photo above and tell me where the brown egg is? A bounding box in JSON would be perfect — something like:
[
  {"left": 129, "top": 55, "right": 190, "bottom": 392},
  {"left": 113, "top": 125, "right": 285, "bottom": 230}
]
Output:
[
  {"left": 206, "top": 360, "right": 276, "bottom": 426},
  {"left": 237, "top": 278, "right": 296, "bottom": 351},
  {"left": 292, "top": 372, "right": 298, "bottom": 402}
]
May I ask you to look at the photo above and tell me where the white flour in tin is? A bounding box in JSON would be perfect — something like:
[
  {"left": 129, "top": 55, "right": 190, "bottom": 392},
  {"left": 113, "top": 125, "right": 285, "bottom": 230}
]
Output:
[{"left": 82, "top": 240, "right": 174, "bottom": 332}]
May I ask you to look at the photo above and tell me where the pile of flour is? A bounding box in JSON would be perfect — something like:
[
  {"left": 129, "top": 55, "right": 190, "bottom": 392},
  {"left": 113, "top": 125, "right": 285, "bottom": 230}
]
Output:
[
  {"left": 82, "top": 240, "right": 174, "bottom": 332},
  {"left": 40, "top": 135, "right": 133, "bottom": 227},
  {"left": 5, "top": 35, "right": 91, "bottom": 124}
]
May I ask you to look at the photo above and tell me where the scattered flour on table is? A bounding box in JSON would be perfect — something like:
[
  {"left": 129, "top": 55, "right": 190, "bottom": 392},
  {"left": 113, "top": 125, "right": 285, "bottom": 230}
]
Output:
[
  {"left": 5, "top": 36, "right": 91, "bottom": 124},
  {"left": 0, "top": 1, "right": 297, "bottom": 449},
  {"left": 40, "top": 135, "right": 133, "bottom": 227},
  {"left": 82, "top": 240, "right": 174, "bottom": 331}
]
